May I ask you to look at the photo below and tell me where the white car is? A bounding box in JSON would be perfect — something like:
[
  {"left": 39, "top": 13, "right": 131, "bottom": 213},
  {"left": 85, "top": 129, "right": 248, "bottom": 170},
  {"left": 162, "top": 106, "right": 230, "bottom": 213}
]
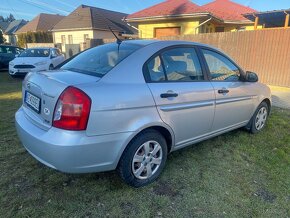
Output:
[{"left": 9, "top": 47, "right": 65, "bottom": 77}]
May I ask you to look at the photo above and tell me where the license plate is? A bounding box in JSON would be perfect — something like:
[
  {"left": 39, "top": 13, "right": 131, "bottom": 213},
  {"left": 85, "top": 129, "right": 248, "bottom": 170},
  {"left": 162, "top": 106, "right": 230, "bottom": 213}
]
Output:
[
  {"left": 25, "top": 91, "right": 41, "bottom": 113},
  {"left": 18, "top": 69, "right": 30, "bottom": 73}
]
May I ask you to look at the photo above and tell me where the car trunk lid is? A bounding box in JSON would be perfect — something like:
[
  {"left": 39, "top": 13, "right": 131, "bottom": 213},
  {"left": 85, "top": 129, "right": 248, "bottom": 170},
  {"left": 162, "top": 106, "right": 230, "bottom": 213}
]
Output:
[{"left": 22, "top": 70, "right": 99, "bottom": 130}]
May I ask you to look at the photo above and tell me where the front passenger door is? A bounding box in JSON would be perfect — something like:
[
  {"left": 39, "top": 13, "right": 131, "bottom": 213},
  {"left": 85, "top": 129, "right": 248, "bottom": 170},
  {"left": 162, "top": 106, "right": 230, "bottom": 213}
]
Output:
[
  {"left": 201, "top": 48, "right": 254, "bottom": 132},
  {"left": 146, "top": 47, "right": 215, "bottom": 147}
]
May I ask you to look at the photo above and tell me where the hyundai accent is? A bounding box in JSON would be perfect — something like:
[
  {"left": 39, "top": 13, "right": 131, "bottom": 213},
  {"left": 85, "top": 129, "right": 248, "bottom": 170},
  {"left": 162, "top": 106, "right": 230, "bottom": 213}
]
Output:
[{"left": 15, "top": 40, "right": 271, "bottom": 187}]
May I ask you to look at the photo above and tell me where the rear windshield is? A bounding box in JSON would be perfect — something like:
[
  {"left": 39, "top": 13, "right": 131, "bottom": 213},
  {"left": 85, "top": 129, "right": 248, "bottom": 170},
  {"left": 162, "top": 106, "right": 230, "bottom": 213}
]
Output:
[
  {"left": 19, "top": 49, "right": 50, "bottom": 57},
  {"left": 61, "top": 43, "right": 142, "bottom": 77}
]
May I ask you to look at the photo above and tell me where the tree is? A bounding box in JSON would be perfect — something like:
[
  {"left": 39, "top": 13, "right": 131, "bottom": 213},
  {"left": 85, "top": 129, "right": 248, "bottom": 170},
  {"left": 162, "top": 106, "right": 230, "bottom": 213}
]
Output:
[
  {"left": 17, "top": 31, "right": 53, "bottom": 47},
  {"left": 0, "top": 30, "right": 5, "bottom": 44}
]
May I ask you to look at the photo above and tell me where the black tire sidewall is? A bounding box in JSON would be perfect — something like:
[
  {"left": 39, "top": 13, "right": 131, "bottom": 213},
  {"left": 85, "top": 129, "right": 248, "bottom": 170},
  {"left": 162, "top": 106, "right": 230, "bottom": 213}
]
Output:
[
  {"left": 251, "top": 102, "right": 269, "bottom": 134},
  {"left": 118, "top": 130, "right": 168, "bottom": 187}
]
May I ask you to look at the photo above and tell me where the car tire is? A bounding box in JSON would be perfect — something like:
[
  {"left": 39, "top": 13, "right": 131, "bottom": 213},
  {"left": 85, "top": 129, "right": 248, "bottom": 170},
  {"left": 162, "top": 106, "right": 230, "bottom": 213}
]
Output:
[
  {"left": 117, "top": 129, "right": 168, "bottom": 187},
  {"left": 249, "top": 102, "right": 269, "bottom": 134},
  {"left": 49, "top": 64, "right": 54, "bottom": 70}
]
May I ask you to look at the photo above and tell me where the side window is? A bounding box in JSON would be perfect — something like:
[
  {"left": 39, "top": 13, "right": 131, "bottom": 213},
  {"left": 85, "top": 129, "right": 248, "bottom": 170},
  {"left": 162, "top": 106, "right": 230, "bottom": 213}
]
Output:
[
  {"left": 56, "top": 49, "right": 61, "bottom": 56},
  {"left": 51, "top": 49, "right": 57, "bottom": 57},
  {"left": 161, "top": 47, "right": 203, "bottom": 82},
  {"left": 202, "top": 49, "right": 240, "bottom": 81},
  {"left": 146, "top": 47, "right": 204, "bottom": 82},
  {"left": 147, "top": 56, "right": 166, "bottom": 82}
]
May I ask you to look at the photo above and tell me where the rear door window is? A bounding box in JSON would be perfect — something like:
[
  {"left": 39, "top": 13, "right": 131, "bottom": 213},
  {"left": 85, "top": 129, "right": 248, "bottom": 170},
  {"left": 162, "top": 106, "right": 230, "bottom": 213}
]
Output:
[{"left": 146, "top": 47, "right": 204, "bottom": 82}]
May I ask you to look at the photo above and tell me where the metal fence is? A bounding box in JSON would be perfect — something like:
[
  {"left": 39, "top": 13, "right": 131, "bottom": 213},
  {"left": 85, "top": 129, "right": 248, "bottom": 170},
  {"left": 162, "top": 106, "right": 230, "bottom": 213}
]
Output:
[{"left": 160, "top": 29, "right": 290, "bottom": 87}]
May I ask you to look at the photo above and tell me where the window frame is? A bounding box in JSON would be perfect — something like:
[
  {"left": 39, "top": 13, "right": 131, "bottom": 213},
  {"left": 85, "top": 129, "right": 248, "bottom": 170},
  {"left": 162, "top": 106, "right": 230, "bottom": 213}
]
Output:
[
  {"left": 143, "top": 45, "right": 210, "bottom": 83},
  {"left": 198, "top": 46, "right": 246, "bottom": 82}
]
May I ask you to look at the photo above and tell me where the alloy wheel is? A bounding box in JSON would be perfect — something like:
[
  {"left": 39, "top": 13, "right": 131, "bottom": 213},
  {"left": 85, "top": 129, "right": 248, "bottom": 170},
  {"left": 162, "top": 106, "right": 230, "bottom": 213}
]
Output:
[
  {"left": 132, "top": 140, "right": 163, "bottom": 180},
  {"left": 255, "top": 106, "right": 267, "bottom": 130}
]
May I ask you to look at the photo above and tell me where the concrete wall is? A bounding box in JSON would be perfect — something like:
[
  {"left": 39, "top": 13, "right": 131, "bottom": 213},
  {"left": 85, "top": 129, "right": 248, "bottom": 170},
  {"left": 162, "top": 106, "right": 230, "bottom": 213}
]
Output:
[{"left": 53, "top": 29, "right": 116, "bottom": 52}]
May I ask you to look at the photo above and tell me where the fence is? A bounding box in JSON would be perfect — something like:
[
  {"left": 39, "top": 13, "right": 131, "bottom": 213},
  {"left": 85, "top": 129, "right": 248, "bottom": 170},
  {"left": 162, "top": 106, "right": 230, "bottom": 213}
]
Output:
[{"left": 160, "top": 29, "right": 290, "bottom": 87}]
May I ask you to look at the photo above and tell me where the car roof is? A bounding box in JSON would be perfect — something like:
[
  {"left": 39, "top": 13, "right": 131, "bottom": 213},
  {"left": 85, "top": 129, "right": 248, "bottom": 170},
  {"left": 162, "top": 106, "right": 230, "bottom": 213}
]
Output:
[
  {"left": 122, "top": 39, "right": 216, "bottom": 50},
  {"left": 0, "top": 45, "right": 22, "bottom": 48},
  {"left": 26, "top": 47, "right": 54, "bottom": 50}
]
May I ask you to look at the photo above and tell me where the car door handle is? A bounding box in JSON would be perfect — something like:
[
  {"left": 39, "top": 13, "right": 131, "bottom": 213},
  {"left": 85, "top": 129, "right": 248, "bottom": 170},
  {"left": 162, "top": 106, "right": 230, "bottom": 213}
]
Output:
[
  {"left": 160, "top": 93, "right": 178, "bottom": 98},
  {"left": 218, "top": 89, "right": 229, "bottom": 94}
]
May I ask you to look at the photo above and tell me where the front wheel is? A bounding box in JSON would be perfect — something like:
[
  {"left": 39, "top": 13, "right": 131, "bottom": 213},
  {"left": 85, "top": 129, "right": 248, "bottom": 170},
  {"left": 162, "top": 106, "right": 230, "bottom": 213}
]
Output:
[
  {"left": 249, "top": 102, "right": 269, "bottom": 134},
  {"left": 117, "top": 130, "right": 168, "bottom": 187}
]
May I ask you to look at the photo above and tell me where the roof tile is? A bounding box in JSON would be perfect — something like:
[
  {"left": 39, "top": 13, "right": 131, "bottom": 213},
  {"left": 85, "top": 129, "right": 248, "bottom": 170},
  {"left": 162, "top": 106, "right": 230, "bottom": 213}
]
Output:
[
  {"left": 202, "top": 0, "right": 256, "bottom": 21},
  {"left": 16, "top": 13, "right": 64, "bottom": 34},
  {"left": 127, "top": 0, "right": 206, "bottom": 19}
]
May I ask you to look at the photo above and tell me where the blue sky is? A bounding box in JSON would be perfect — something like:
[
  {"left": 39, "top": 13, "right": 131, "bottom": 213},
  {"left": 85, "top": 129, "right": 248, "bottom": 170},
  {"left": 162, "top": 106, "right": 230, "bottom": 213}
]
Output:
[{"left": 0, "top": 0, "right": 290, "bottom": 20}]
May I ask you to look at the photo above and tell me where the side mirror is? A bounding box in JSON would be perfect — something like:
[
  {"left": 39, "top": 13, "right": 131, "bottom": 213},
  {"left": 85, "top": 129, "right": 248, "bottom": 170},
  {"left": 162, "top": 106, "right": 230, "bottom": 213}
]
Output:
[
  {"left": 51, "top": 55, "right": 56, "bottom": 59},
  {"left": 245, "top": 71, "right": 258, "bottom": 82}
]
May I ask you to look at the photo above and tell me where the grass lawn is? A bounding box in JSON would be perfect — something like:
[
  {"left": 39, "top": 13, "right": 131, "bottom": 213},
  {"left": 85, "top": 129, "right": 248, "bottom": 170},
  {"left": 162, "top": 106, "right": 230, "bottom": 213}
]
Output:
[{"left": 0, "top": 72, "right": 289, "bottom": 217}]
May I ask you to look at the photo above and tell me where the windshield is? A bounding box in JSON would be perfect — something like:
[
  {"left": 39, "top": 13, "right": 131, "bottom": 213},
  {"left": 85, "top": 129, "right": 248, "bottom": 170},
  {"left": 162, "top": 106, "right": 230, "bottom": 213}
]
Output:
[
  {"left": 61, "top": 43, "right": 143, "bottom": 77},
  {"left": 19, "top": 48, "right": 50, "bottom": 57}
]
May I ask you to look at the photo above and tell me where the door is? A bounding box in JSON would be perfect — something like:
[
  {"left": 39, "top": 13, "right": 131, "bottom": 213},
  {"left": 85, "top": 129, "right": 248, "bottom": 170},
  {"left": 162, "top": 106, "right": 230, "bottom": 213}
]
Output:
[
  {"left": 155, "top": 27, "right": 181, "bottom": 38},
  {"left": 200, "top": 48, "right": 254, "bottom": 132},
  {"left": 145, "top": 47, "right": 215, "bottom": 147}
]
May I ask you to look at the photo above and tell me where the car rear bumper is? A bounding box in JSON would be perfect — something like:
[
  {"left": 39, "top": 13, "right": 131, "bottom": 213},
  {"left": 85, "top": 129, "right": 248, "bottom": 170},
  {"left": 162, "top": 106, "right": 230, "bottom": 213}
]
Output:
[{"left": 15, "top": 107, "right": 133, "bottom": 173}]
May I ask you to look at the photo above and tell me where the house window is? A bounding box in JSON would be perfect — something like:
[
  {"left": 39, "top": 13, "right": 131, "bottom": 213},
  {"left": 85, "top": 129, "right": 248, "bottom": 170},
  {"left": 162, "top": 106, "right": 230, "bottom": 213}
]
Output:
[
  {"left": 215, "top": 27, "right": 225, "bottom": 32},
  {"left": 68, "top": 35, "right": 73, "bottom": 44},
  {"left": 61, "top": 35, "right": 66, "bottom": 45},
  {"left": 237, "top": 27, "right": 246, "bottom": 31},
  {"left": 84, "top": 34, "right": 89, "bottom": 42}
]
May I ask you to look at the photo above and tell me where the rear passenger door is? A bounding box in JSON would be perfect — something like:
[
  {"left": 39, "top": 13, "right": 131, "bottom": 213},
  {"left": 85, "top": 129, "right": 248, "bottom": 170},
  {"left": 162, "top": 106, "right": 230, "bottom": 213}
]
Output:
[{"left": 145, "top": 46, "right": 215, "bottom": 147}]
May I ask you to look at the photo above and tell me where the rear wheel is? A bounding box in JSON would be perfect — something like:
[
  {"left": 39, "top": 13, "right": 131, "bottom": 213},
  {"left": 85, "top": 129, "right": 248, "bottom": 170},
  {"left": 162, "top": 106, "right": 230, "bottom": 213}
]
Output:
[
  {"left": 249, "top": 102, "right": 269, "bottom": 134},
  {"left": 117, "top": 130, "right": 167, "bottom": 187}
]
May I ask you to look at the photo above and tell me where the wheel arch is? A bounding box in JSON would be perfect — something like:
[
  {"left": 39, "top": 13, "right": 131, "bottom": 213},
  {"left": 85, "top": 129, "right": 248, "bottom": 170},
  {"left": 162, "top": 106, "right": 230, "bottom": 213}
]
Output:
[
  {"left": 116, "top": 123, "right": 175, "bottom": 169},
  {"left": 262, "top": 98, "right": 271, "bottom": 114}
]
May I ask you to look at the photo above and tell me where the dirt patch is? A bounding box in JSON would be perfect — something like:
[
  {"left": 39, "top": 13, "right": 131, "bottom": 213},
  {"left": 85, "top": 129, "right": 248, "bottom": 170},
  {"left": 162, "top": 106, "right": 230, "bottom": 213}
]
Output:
[
  {"left": 254, "top": 188, "right": 277, "bottom": 203},
  {"left": 153, "top": 181, "right": 180, "bottom": 198}
]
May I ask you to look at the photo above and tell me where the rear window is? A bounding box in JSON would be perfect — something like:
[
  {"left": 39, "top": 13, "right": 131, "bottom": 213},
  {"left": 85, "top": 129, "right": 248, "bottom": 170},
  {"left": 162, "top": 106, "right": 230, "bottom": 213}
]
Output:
[{"left": 61, "top": 43, "right": 142, "bottom": 77}]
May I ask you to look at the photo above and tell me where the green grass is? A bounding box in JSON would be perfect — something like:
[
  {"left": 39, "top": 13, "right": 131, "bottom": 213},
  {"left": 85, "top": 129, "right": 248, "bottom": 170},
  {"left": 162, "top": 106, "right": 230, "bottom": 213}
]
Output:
[{"left": 0, "top": 72, "right": 289, "bottom": 217}]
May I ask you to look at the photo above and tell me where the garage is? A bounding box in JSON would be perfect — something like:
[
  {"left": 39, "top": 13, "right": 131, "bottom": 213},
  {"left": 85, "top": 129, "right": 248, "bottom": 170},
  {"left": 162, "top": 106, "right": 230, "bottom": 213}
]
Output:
[{"left": 154, "top": 27, "right": 181, "bottom": 38}]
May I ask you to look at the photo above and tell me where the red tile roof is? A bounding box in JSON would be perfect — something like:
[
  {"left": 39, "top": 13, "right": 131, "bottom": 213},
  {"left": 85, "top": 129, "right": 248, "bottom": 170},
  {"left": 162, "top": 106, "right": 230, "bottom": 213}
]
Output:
[
  {"left": 127, "top": 0, "right": 256, "bottom": 22},
  {"left": 127, "top": 0, "right": 206, "bottom": 19},
  {"left": 202, "top": 0, "right": 256, "bottom": 21}
]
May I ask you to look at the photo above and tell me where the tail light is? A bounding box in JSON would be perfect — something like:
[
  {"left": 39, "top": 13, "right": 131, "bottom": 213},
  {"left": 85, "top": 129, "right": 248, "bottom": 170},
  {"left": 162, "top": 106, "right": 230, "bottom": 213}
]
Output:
[{"left": 53, "top": 86, "right": 91, "bottom": 131}]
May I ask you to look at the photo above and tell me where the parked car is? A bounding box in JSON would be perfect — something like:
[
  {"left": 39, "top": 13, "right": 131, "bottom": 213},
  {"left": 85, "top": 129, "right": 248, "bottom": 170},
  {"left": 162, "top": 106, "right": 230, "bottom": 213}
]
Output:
[
  {"left": 0, "top": 45, "right": 24, "bottom": 69},
  {"left": 15, "top": 40, "right": 271, "bottom": 187},
  {"left": 9, "top": 47, "right": 65, "bottom": 77}
]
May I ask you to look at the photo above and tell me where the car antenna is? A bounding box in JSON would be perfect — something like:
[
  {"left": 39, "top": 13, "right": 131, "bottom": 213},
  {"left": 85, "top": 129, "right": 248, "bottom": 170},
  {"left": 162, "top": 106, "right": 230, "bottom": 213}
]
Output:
[
  {"left": 108, "top": 26, "right": 122, "bottom": 45},
  {"left": 98, "top": 11, "right": 122, "bottom": 45}
]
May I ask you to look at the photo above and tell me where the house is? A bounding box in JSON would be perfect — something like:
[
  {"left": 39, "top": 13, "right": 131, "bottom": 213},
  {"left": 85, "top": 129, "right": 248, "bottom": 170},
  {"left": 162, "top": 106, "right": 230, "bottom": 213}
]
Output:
[
  {"left": 126, "top": 0, "right": 259, "bottom": 38},
  {"left": 3, "top": 20, "right": 27, "bottom": 45},
  {"left": 244, "top": 9, "right": 290, "bottom": 29},
  {"left": 52, "top": 5, "right": 136, "bottom": 52},
  {"left": 0, "top": 21, "right": 9, "bottom": 35},
  {"left": 16, "top": 13, "right": 64, "bottom": 34}
]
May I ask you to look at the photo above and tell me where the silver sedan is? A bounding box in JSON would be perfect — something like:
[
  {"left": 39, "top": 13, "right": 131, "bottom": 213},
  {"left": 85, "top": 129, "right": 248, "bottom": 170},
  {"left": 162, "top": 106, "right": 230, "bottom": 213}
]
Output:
[{"left": 15, "top": 40, "right": 271, "bottom": 187}]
